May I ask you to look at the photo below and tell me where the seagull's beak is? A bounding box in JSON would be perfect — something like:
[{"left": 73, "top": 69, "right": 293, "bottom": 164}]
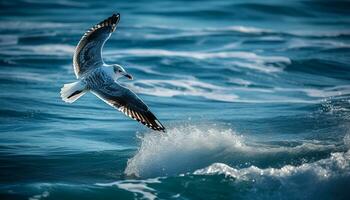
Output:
[{"left": 124, "top": 73, "right": 133, "bottom": 80}]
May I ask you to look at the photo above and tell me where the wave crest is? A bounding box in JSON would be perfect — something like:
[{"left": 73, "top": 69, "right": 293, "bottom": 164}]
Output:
[
  {"left": 125, "top": 125, "right": 245, "bottom": 177},
  {"left": 125, "top": 125, "right": 341, "bottom": 178},
  {"left": 192, "top": 150, "right": 350, "bottom": 199},
  {"left": 194, "top": 150, "right": 350, "bottom": 180}
]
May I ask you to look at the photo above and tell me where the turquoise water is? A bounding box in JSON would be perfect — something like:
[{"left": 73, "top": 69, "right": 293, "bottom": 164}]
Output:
[{"left": 1, "top": 0, "right": 350, "bottom": 199}]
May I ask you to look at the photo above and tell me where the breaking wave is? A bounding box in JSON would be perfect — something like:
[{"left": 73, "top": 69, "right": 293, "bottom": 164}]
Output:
[
  {"left": 193, "top": 150, "right": 350, "bottom": 199},
  {"left": 125, "top": 125, "right": 345, "bottom": 178}
]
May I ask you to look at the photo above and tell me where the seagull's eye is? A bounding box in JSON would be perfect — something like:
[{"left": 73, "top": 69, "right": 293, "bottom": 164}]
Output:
[{"left": 118, "top": 69, "right": 122, "bottom": 73}]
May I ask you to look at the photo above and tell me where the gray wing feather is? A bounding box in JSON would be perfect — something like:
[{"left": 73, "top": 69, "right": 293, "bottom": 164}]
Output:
[
  {"left": 73, "top": 14, "right": 120, "bottom": 78},
  {"left": 91, "top": 81, "right": 166, "bottom": 132}
]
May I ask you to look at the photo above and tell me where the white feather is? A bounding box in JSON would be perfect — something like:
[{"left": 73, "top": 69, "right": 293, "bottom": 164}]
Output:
[{"left": 60, "top": 81, "right": 87, "bottom": 103}]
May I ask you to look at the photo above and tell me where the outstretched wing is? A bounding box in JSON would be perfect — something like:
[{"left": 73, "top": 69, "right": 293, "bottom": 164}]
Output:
[
  {"left": 91, "top": 82, "right": 166, "bottom": 132},
  {"left": 73, "top": 13, "right": 120, "bottom": 78}
]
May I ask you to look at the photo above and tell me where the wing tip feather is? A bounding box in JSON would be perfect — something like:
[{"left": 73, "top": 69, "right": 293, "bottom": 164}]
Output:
[
  {"left": 121, "top": 107, "right": 165, "bottom": 132},
  {"left": 83, "top": 13, "right": 121, "bottom": 37}
]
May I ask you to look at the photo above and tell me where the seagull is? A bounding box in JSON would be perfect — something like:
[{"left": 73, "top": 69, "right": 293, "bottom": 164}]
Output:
[{"left": 60, "top": 13, "right": 165, "bottom": 132}]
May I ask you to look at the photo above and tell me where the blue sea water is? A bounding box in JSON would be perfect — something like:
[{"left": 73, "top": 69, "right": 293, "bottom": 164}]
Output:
[{"left": 0, "top": 0, "right": 350, "bottom": 199}]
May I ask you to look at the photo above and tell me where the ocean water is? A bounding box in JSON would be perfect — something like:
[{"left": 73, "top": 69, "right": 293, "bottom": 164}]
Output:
[{"left": 0, "top": 0, "right": 350, "bottom": 199}]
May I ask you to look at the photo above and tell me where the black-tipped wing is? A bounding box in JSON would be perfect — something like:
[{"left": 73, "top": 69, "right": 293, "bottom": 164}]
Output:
[
  {"left": 91, "top": 82, "right": 166, "bottom": 132},
  {"left": 73, "top": 14, "right": 120, "bottom": 78}
]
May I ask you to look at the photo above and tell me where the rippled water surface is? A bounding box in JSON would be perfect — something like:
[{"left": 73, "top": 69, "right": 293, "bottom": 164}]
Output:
[{"left": 1, "top": 0, "right": 350, "bottom": 199}]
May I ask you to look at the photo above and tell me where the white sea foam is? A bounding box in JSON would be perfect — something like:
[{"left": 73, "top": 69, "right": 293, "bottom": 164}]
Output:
[
  {"left": 0, "top": 71, "right": 52, "bottom": 82},
  {"left": 0, "top": 44, "right": 75, "bottom": 56},
  {"left": 138, "top": 25, "right": 270, "bottom": 34},
  {"left": 28, "top": 191, "right": 50, "bottom": 200},
  {"left": 128, "top": 25, "right": 350, "bottom": 43},
  {"left": 273, "top": 85, "right": 350, "bottom": 98},
  {"left": 109, "top": 49, "right": 291, "bottom": 64},
  {"left": 304, "top": 85, "right": 350, "bottom": 98},
  {"left": 125, "top": 126, "right": 245, "bottom": 177},
  {"left": 125, "top": 125, "right": 339, "bottom": 178},
  {"left": 142, "top": 31, "right": 212, "bottom": 40},
  {"left": 127, "top": 79, "right": 238, "bottom": 102},
  {"left": 207, "top": 26, "right": 271, "bottom": 34},
  {"left": 191, "top": 150, "right": 350, "bottom": 200},
  {"left": 231, "top": 60, "right": 282, "bottom": 73},
  {"left": 131, "top": 25, "right": 270, "bottom": 39},
  {"left": 194, "top": 149, "right": 349, "bottom": 178},
  {"left": 289, "top": 30, "right": 350, "bottom": 37},
  {"left": 286, "top": 38, "right": 350, "bottom": 50},
  {"left": 96, "top": 178, "right": 161, "bottom": 200},
  {"left": 228, "top": 78, "right": 252, "bottom": 86},
  {"left": 194, "top": 150, "right": 350, "bottom": 193},
  {"left": 127, "top": 78, "right": 348, "bottom": 104},
  {"left": 108, "top": 49, "right": 289, "bottom": 75}
]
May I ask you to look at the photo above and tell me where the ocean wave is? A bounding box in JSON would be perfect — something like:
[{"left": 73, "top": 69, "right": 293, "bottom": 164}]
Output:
[
  {"left": 0, "top": 70, "right": 52, "bottom": 83},
  {"left": 125, "top": 25, "right": 271, "bottom": 41},
  {"left": 96, "top": 178, "right": 161, "bottom": 200},
  {"left": 126, "top": 24, "right": 349, "bottom": 40},
  {"left": 127, "top": 79, "right": 238, "bottom": 102},
  {"left": 303, "top": 85, "right": 350, "bottom": 98},
  {"left": 193, "top": 150, "right": 350, "bottom": 199},
  {"left": 125, "top": 125, "right": 342, "bottom": 178},
  {"left": 109, "top": 49, "right": 291, "bottom": 64},
  {"left": 205, "top": 26, "right": 271, "bottom": 34},
  {"left": 28, "top": 191, "right": 50, "bottom": 200},
  {"left": 320, "top": 97, "right": 350, "bottom": 116},
  {"left": 289, "top": 30, "right": 350, "bottom": 38},
  {"left": 230, "top": 60, "right": 283, "bottom": 73},
  {"left": 285, "top": 38, "right": 350, "bottom": 50},
  {"left": 0, "top": 44, "right": 75, "bottom": 56},
  {"left": 0, "top": 35, "right": 18, "bottom": 46},
  {"left": 109, "top": 49, "right": 289, "bottom": 74},
  {"left": 22, "top": 0, "right": 88, "bottom": 7},
  {"left": 0, "top": 136, "right": 128, "bottom": 155},
  {"left": 123, "top": 25, "right": 350, "bottom": 43},
  {"left": 127, "top": 78, "right": 350, "bottom": 103},
  {"left": 130, "top": 24, "right": 269, "bottom": 34},
  {"left": 194, "top": 150, "right": 350, "bottom": 179},
  {"left": 0, "top": 21, "right": 72, "bottom": 31},
  {"left": 228, "top": 78, "right": 252, "bottom": 86},
  {"left": 268, "top": 85, "right": 350, "bottom": 99}
]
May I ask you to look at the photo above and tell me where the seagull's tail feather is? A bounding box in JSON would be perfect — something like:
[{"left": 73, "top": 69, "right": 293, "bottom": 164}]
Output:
[{"left": 60, "top": 81, "right": 87, "bottom": 103}]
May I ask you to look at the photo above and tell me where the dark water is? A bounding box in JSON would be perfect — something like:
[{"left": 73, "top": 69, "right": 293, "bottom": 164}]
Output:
[{"left": 1, "top": 0, "right": 350, "bottom": 199}]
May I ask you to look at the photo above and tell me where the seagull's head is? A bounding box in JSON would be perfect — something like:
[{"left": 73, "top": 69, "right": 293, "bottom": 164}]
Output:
[{"left": 113, "top": 64, "right": 133, "bottom": 80}]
